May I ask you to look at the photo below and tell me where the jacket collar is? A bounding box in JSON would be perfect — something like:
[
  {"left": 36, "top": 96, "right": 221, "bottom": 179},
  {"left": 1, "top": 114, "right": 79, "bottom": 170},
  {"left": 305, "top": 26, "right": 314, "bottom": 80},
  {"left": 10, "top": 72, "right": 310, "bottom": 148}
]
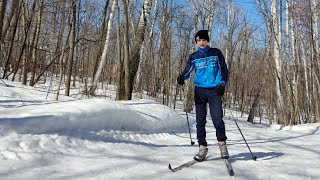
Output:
[{"left": 197, "top": 45, "right": 211, "bottom": 53}]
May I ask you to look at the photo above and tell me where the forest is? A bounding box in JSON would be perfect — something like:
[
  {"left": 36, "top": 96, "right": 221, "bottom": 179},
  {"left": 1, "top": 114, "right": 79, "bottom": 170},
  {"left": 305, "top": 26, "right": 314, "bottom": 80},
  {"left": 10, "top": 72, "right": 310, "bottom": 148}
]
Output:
[{"left": 0, "top": 0, "right": 319, "bottom": 126}]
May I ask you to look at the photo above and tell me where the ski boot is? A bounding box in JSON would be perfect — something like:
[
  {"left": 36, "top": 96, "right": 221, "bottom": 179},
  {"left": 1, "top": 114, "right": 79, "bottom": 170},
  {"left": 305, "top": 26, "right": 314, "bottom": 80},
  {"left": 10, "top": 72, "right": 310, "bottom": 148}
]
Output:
[
  {"left": 194, "top": 145, "right": 208, "bottom": 162},
  {"left": 218, "top": 141, "right": 229, "bottom": 159}
]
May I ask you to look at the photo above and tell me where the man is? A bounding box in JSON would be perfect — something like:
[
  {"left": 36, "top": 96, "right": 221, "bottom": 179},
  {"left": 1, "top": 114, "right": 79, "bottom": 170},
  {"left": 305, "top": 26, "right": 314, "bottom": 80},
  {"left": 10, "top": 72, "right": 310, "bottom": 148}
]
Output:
[{"left": 177, "top": 30, "right": 229, "bottom": 161}]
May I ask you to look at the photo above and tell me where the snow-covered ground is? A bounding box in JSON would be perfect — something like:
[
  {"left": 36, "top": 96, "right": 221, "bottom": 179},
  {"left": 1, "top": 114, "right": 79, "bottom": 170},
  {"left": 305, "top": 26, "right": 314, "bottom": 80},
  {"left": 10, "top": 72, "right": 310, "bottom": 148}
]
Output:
[{"left": 0, "top": 79, "right": 319, "bottom": 180}]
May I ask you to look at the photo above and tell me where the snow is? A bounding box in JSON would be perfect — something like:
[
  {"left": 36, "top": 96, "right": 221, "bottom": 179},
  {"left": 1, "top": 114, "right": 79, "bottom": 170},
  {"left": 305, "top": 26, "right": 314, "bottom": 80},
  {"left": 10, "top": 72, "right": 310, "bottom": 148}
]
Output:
[{"left": 0, "top": 79, "right": 319, "bottom": 179}]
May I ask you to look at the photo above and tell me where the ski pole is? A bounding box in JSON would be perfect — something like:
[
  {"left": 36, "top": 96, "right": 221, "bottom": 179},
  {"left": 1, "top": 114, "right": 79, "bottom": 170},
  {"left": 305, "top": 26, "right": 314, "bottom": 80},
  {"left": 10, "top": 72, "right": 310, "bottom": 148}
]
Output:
[
  {"left": 0, "top": 70, "right": 9, "bottom": 87},
  {"left": 233, "top": 116, "right": 257, "bottom": 161},
  {"left": 0, "top": 78, "right": 8, "bottom": 87},
  {"left": 185, "top": 110, "right": 195, "bottom": 146},
  {"left": 181, "top": 85, "right": 195, "bottom": 146}
]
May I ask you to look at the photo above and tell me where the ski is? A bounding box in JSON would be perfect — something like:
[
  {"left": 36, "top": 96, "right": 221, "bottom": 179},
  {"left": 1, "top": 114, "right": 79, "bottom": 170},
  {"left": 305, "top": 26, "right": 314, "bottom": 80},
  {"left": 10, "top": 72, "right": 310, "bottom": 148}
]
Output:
[
  {"left": 168, "top": 155, "right": 212, "bottom": 172},
  {"left": 223, "top": 158, "right": 234, "bottom": 176},
  {"left": 169, "top": 155, "right": 234, "bottom": 176},
  {"left": 168, "top": 159, "right": 197, "bottom": 172}
]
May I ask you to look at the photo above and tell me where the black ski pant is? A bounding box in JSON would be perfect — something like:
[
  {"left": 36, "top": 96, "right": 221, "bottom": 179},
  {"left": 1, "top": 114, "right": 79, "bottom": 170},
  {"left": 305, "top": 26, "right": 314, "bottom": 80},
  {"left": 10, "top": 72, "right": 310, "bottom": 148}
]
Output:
[{"left": 194, "top": 86, "right": 227, "bottom": 146}]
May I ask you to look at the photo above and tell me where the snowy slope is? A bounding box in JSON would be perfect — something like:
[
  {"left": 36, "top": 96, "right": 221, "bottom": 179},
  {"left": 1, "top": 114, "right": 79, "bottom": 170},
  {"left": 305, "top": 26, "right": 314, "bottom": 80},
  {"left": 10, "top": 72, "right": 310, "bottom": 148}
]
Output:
[{"left": 0, "top": 79, "right": 319, "bottom": 180}]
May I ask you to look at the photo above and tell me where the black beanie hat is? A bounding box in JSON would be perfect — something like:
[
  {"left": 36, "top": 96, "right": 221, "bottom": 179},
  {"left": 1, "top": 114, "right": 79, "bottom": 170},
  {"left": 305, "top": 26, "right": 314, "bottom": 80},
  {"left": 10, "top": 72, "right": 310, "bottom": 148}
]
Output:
[{"left": 195, "top": 30, "right": 210, "bottom": 43}]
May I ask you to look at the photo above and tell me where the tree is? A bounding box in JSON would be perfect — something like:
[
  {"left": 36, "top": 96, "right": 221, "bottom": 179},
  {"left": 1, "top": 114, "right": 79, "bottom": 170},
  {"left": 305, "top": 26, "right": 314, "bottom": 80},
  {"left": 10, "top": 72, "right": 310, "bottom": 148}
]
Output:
[
  {"left": 1, "top": 0, "right": 21, "bottom": 79},
  {"left": 124, "top": 0, "right": 152, "bottom": 100},
  {"left": 0, "top": 0, "right": 7, "bottom": 43},
  {"left": 65, "top": 0, "right": 77, "bottom": 96},
  {"left": 91, "top": 0, "right": 110, "bottom": 88},
  {"left": 11, "top": 0, "right": 37, "bottom": 83},
  {"left": 29, "top": 0, "right": 44, "bottom": 86},
  {"left": 121, "top": 0, "right": 130, "bottom": 100},
  {"left": 89, "top": 0, "right": 116, "bottom": 95},
  {"left": 115, "top": 0, "right": 125, "bottom": 100},
  {"left": 271, "top": 0, "right": 285, "bottom": 123}
]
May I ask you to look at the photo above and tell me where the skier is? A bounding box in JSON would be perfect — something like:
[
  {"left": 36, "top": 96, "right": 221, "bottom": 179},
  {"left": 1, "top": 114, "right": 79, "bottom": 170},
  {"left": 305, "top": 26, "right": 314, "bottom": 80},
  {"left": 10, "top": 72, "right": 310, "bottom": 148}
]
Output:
[{"left": 177, "top": 30, "right": 229, "bottom": 161}]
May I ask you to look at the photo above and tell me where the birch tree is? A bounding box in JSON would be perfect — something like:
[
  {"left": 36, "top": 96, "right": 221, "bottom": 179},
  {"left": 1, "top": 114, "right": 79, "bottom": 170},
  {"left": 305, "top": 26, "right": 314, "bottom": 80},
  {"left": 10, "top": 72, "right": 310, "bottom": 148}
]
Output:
[
  {"left": 286, "top": 0, "right": 299, "bottom": 124},
  {"left": 311, "top": 0, "right": 318, "bottom": 63},
  {"left": 89, "top": 0, "right": 115, "bottom": 95},
  {"left": 271, "top": 0, "right": 285, "bottom": 123},
  {"left": 226, "top": 0, "right": 231, "bottom": 66},
  {"left": 92, "top": 0, "right": 110, "bottom": 85},
  {"left": 256, "top": 0, "right": 280, "bottom": 123},
  {"left": 207, "top": 0, "right": 216, "bottom": 40}
]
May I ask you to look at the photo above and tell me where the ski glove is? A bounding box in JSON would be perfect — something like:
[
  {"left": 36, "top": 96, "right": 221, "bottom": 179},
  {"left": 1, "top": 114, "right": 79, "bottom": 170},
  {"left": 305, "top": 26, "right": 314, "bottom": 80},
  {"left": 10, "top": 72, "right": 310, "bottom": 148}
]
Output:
[
  {"left": 177, "top": 75, "right": 185, "bottom": 85},
  {"left": 216, "top": 84, "right": 225, "bottom": 96}
]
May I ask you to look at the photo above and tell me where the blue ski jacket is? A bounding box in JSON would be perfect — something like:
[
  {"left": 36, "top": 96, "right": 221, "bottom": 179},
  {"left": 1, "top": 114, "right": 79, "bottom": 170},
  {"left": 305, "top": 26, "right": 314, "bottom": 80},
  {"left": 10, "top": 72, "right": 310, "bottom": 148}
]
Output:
[{"left": 181, "top": 45, "right": 228, "bottom": 88}]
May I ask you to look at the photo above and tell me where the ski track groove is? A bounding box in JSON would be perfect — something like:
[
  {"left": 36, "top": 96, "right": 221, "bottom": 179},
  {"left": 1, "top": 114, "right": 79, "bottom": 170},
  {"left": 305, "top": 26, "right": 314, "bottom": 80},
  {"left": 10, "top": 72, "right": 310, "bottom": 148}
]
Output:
[
  {"left": 0, "top": 131, "right": 175, "bottom": 162},
  {"left": 1, "top": 150, "right": 21, "bottom": 160}
]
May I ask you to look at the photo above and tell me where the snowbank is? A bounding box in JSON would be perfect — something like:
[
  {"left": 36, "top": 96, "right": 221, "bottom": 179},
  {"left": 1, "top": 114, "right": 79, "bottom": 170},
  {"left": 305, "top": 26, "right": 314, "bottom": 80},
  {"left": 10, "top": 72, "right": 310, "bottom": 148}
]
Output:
[{"left": 1, "top": 84, "right": 186, "bottom": 134}]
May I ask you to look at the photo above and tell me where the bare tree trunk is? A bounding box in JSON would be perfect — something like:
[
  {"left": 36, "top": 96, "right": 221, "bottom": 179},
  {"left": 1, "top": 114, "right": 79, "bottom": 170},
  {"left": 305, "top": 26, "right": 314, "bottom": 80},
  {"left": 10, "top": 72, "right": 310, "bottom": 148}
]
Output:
[
  {"left": 207, "top": 0, "right": 216, "bottom": 47},
  {"left": 159, "top": 0, "right": 173, "bottom": 106},
  {"left": 29, "top": 0, "right": 44, "bottom": 86},
  {"left": 207, "top": 0, "right": 216, "bottom": 29},
  {"left": 0, "top": 0, "right": 7, "bottom": 42},
  {"left": 56, "top": 23, "right": 71, "bottom": 101},
  {"left": 128, "top": 7, "right": 136, "bottom": 41},
  {"left": 21, "top": 4, "right": 28, "bottom": 85},
  {"left": 92, "top": 0, "right": 110, "bottom": 82},
  {"left": 72, "top": 0, "right": 82, "bottom": 88},
  {"left": 308, "top": 0, "right": 320, "bottom": 122},
  {"left": 247, "top": 87, "right": 262, "bottom": 123},
  {"left": 32, "top": 1, "right": 68, "bottom": 85},
  {"left": 285, "top": 0, "right": 291, "bottom": 65},
  {"left": 286, "top": 0, "right": 296, "bottom": 124},
  {"left": 167, "top": 0, "right": 173, "bottom": 107},
  {"left": 1, "top": 0, "right": 18, "bottom": 41},
  {"left": 311, "top": 0, "right": 320, "bottom": 122},
  {"left": 312, "top": 0, "right": 319, "bottom": 63},
  {"left": 226, "top": 0, "right": 231, "bottom": 66},
  {"left": 115, "top": 0, "right": 125, "bottom": 100},
  {"left": 65, "top": 0, "right": 77, "bottom": 96},
  {"left": 256, "top": 0, "right": 278, "bottom": 123},
  {"left": 301, "top": 39, "right": 310, "bottom": 121},
  {"left": 124, "top": 0, "right": 152, "bottom": 100},
  {"left": 184, "top": 2, "right": 199, "bottom": 113},
  {"left": 278, "top": 0, "right": 282, "bottom": 61},
  {"left": 271, "top": 0, "right": 284, "bottom": 123},
  {"left": 12, "top": 0, "right": 36, "bottom": 82},
  {"left": 1, "top": 1, "right": 21, "bottom": 79},
  {"left": 160, "top": 0, "right": 168, "bottom": 105},
  {"left": 89, "top": 0, "right": 115, "bottom": 95},
  {"left": 56, "top": 49, "right": 66, "bottom": 101},
  {"left": 145, "top": 0, "right": 158, "bottom": 97},
  {"left": 120, "top": 0, "right": 130, "bottom": 99}
]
